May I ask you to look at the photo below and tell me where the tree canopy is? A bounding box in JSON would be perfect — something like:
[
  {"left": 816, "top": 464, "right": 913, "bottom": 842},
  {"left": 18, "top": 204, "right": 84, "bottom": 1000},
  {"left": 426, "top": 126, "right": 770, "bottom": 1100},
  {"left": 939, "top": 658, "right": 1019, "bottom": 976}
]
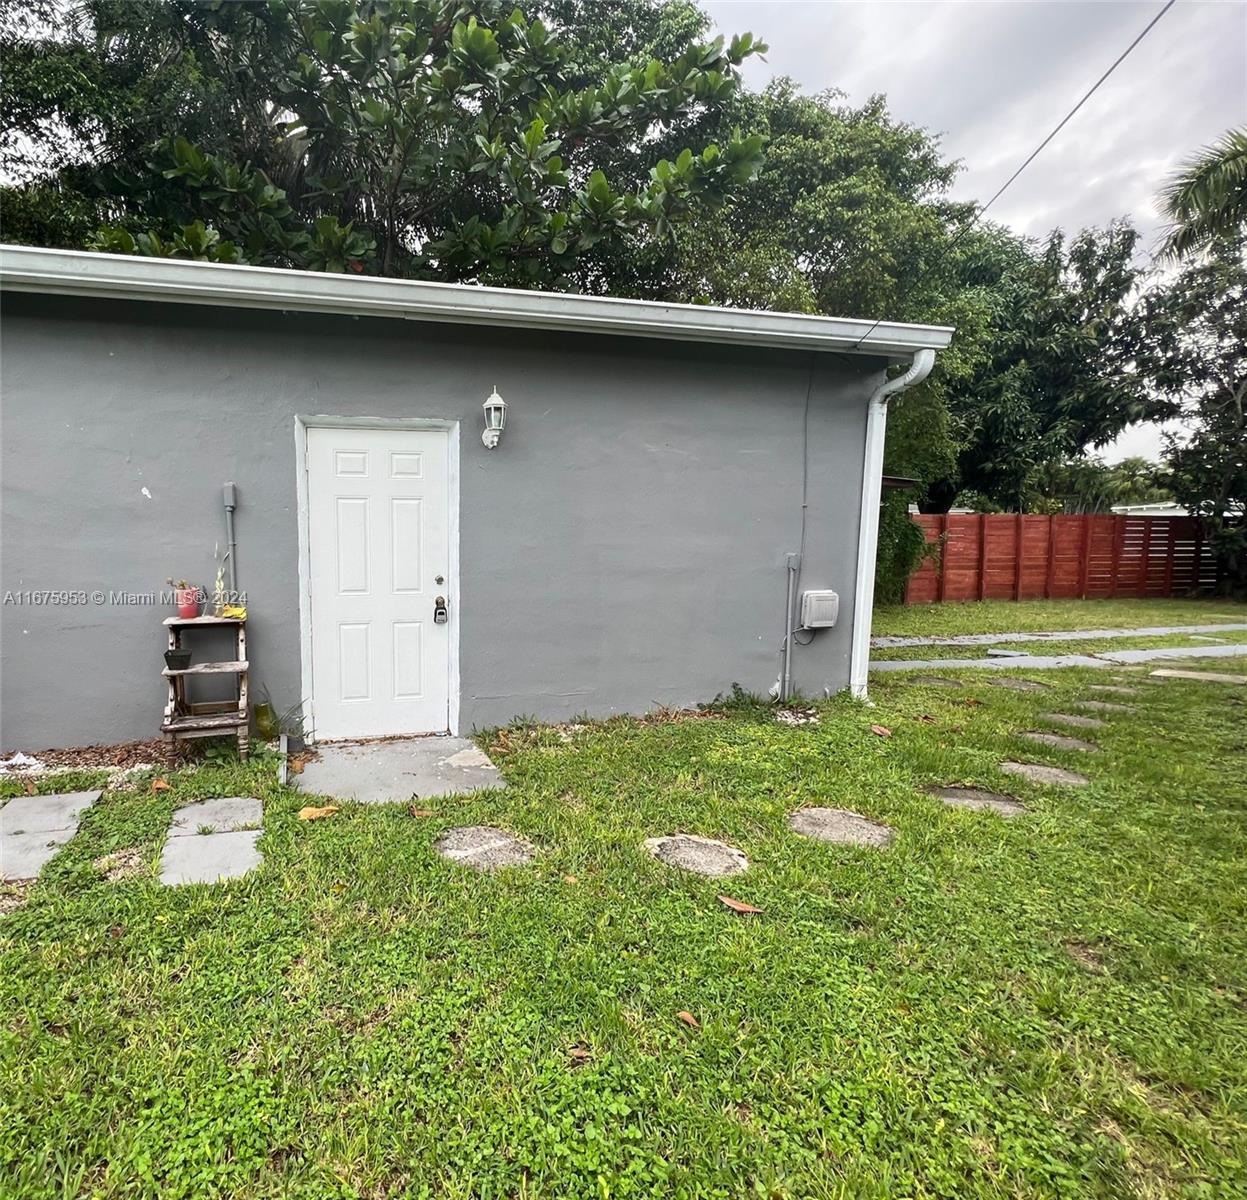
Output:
[{"left": 2, "top": 0, "right": 766, "bottom": 287}]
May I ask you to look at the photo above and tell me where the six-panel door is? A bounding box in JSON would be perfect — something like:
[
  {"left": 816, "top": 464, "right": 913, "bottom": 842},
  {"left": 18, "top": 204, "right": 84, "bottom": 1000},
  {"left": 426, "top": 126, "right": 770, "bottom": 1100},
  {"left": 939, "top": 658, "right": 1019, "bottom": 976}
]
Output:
[{"left": 306, "top": 426, "right": 451, "bottom": 739}]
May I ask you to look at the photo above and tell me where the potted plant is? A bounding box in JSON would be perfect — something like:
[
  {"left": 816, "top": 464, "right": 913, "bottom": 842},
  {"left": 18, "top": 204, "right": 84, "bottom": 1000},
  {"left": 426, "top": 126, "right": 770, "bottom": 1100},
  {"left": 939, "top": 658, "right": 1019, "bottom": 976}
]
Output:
[
  {"left": 167, "top": 578, "right": 201, "bottom": 620},
  {"left": 164, "top": 647, "right": 192, "bottom": 671}
]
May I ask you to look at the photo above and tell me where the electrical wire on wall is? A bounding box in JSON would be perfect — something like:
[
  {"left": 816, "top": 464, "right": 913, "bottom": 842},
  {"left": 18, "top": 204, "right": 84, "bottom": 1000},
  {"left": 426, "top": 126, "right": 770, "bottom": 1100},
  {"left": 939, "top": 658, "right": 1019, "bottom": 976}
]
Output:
[
  {"left": 776, "top": 355, "right": 818, "bottom": 698},
  {"left": 791, "top": 356, "right": 816, "bottom": 650}
]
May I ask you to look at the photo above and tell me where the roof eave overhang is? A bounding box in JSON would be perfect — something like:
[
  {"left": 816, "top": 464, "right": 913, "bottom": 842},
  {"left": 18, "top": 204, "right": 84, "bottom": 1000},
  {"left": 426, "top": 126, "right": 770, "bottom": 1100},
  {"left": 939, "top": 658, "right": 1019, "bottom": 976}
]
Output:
[{"left": 0, "top": 245, "right": 954, "bottom": 359}]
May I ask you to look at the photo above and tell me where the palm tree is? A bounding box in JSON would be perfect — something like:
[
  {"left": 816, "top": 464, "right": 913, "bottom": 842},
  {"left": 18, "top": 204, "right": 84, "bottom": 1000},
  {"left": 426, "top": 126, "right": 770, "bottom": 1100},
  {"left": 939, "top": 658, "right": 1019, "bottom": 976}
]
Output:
[{"left": 1159, "top": 127, "right": 1247, "bottom": 259}]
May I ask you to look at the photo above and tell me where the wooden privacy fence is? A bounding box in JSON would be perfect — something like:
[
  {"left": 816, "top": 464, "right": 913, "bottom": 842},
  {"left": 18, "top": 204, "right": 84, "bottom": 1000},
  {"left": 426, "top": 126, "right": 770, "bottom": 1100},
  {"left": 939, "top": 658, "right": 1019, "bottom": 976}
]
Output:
[{"left": 904, "top": 514, "right": 1218, "bottom": 603}]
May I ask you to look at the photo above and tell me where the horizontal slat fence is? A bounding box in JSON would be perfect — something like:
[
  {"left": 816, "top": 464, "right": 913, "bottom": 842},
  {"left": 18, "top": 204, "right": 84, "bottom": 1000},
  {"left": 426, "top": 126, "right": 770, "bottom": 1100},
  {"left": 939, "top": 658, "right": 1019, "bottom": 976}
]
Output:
[{"left": 904, "top": 514, "right": 1217, "bottom": 603}]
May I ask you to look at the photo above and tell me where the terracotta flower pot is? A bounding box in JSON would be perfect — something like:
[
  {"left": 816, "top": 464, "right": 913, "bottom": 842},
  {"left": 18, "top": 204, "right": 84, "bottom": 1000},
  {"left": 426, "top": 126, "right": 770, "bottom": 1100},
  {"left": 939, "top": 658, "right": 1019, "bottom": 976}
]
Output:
[{"left": 176, "top": 587, "right": 201, "bottom": 619}]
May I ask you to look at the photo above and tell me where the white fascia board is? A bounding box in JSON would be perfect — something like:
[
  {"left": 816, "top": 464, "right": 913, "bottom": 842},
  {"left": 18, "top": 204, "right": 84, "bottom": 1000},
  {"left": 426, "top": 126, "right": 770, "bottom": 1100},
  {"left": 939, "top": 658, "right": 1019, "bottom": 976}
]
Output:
[{"left": 0, "top": 245, "right": 954, "bottom": 358}]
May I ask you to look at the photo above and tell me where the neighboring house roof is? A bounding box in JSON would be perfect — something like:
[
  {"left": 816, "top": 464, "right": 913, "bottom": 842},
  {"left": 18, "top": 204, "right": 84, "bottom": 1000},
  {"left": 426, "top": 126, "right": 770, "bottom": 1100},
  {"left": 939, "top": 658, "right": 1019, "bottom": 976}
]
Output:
[{"left": 0, "top": 245, "right": 954, "bottom": 360}]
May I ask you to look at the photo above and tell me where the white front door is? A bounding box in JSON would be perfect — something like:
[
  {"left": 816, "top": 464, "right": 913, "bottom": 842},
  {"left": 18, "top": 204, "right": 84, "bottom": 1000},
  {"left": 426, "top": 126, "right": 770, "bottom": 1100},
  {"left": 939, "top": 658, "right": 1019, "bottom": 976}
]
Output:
[{"left": 305, "top": 426, "right": 452, "bottom": 739}]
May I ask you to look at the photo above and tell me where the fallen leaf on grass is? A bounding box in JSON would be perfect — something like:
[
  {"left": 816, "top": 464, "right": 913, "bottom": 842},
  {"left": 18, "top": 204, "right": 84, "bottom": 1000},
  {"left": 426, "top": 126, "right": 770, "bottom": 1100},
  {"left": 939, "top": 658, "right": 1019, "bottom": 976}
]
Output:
[
  {"left": 567, "top": 1045, "right": 592, "bottom": 1064},
  {"left": 919, "top": 714, "right": 937, "bottom": 724},
  {"left": 150, "top": 778, "right": 171, "bottom": 792},
  {"left": 563, "top": 874, "right": 579, "bottom": 885},
  {"left": 297, "top": 805, "right": 340, "bottom": 821},
  {"left": 870, "top": 724, "right": 892, "bottom": 738},
  {"left": 407, "top": 806, "right": 435, "bottom": 818},
  {"left": 23, "top": 780, "right": 37, "bottom": 795},
  {"left": 717, "top": 894, "right": 763, "bottom": 915},
  {"left": 676, "top": 1011, "right": 700, "bottom": 1029},
  {"left": 964, "top": 698, "right": 982, "bottom": 708}
]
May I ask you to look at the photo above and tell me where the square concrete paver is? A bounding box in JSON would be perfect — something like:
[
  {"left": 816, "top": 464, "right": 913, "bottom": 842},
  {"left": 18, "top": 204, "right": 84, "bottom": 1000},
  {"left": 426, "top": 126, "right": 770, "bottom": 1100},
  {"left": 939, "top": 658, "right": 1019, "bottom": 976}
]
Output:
[
  {"left": 297, "top": 737, "right": 505, "bottom": 804},
  {"left": 167, "top": 796, "right": 262, "bottom": 836},
  {"left": 159, "top": 829, "right": 262, "bottom": 885},
  {"left": 2, "top": 791, "right": 101, "bottom": 881}
]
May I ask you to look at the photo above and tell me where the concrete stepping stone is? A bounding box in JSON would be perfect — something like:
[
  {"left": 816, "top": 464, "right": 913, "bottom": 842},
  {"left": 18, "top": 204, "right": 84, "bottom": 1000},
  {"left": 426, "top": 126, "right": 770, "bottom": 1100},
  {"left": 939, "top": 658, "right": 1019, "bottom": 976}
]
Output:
[
  {"left": 987, "top": 677, "right": 1049, "bottom": 692},
  {"left": 643, "top": 833, "right": 748, "bottom": 876},
  {"left": 1021, "top": 730, "right": 1099, "bottom": 753},
  {"left": 1072, "top": 699, "right": 1134, "bottom": 713},
  {"left": 434, "top": 825, "right": 535, "bottom": 872},
  {"left": 159, "top": 796, "right": 262, "bottom": 886},
  {"left": 297, "top": 736, "right": 505, "bottom": 803},
  {"left": 788, "top": 807, "right": 894, "bottom": 848},
  {"left": 911, "top": 676, "right": 962, "bottom": 688},
  {"left": 1087, "top": 685, "right": 1140, "bottom": 696},
  {"left": 1041, "top": 712, "right": 1107, "bottom": 730},
  {"left": 168, "top": 796, "right": 261, "bottom": 835},
  {"left": 1, "top": 791, "right": 101, "bottom": 881},
  {"left": 928, "top": 787, "right": 1025, "bottom": 817},
  {"left": 1150, "top": 668, "right": 1247, "bottom": 685},
  {"left": 1001, "top": 762, "right": 1089, "bottom": 787}
]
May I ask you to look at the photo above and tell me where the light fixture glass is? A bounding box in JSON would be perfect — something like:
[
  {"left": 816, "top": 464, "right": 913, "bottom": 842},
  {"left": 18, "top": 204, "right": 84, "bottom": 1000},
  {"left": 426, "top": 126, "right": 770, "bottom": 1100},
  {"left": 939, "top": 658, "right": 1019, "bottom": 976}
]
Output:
[{"left": 482, "top": 387, "right": 507, "bottom": 449}]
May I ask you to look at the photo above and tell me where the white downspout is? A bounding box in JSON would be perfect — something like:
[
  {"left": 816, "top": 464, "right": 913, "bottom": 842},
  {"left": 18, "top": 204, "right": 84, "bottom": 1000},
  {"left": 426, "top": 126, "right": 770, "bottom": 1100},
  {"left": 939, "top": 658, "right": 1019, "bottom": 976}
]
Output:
[{"left": 849, "top": 348, "right": 937, "bottom": 698}]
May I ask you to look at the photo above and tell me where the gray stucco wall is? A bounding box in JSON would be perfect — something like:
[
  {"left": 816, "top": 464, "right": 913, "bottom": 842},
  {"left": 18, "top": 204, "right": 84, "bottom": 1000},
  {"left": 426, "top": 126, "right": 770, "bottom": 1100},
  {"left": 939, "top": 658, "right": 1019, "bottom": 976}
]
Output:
[{"left": 1, "top": 293, "right": 883, "bottom": 749}]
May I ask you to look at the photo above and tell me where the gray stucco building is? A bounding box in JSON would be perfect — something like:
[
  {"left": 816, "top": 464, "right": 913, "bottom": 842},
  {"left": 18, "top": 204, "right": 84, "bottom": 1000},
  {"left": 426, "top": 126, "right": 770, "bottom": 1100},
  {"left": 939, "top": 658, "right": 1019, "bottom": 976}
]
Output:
[{"left": 0, "top": 246, "right": 951, "bottom": 749}]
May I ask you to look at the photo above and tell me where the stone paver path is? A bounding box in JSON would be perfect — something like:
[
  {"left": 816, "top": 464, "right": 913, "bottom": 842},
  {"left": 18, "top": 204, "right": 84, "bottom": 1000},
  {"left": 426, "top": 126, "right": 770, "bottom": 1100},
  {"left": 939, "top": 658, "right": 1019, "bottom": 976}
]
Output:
[
  {"left": 912, "top": 676, "right": 963, "bottom": 688},
  {"left": 1150, "top": 668, "right": 1247, "bottom": 684},
  {"left": 1001, "top": 762, "right": 1089, "bottom": 787},
  {"left": 874, "top": 643, "right": 1247, "bottom": 674},
  {"left": 1041, "top": 712, "right": 1107, "bottom": 730},
  {"left": 1, "top": 791, "right": 101, "bottom": 881},
  {"left": 644, "top": 833, "right": 748, "bottom": 876},
  {"left": 434, "top": 825, "right": 535, "bottom": 871},
  {"left": 987, "top": 677, "right": 1049, "bottom": 692},
  {"left": 788, "top": 807, "right": 894, "bottom": 848},
  {"left": 159, "top": 796, "right": 262, "bottom": 886},
  {"left": 1072, "top": 699, "right": 1134, "bottom": 713},
  {"left": 1021, "top": 731, "right": 1099, "bottom": 753},
  {"left": 928, "top": 787, "right": 1025, "bottom": 817},
  {"left": 873, "top": 622, "right": 1247, "bottom": 648},
  {"left": 1087, "top": 684, "right": 1140, "bottom": 696}
]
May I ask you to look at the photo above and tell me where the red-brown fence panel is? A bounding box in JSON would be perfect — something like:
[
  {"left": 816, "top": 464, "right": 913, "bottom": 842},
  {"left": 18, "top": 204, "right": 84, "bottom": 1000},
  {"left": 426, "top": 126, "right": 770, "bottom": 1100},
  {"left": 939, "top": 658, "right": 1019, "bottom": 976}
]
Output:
[{"left": 903, "top": 514, "right": 1217, "bottom": 603}]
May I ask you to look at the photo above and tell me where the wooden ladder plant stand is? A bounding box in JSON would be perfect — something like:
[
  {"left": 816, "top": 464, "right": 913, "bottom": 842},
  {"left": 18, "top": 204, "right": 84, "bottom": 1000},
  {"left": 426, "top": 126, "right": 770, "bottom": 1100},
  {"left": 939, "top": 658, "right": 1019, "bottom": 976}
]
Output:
[{"left": 161, "top": 615, "right": 249, "bottom": 759}]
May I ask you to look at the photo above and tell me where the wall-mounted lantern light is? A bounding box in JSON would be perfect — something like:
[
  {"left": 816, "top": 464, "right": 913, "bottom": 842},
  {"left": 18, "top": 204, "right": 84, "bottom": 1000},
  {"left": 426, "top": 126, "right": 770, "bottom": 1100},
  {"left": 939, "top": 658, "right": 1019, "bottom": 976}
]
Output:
[{"left": 482, "top": 387, "right": 507, "bottom": 449}]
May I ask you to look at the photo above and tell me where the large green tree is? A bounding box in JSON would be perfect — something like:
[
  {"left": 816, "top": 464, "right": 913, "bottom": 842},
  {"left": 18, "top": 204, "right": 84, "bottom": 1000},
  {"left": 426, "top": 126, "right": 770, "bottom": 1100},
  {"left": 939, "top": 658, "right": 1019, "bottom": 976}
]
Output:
[
  {"left": 920, "top": 222, "right": 1154, "bottom": 513},
  {"left": 1138, "top": 238, "right": 1247, "bottom": 592},
  {"left": 1, "top": 0, "right": 765, "bottom": 286}
]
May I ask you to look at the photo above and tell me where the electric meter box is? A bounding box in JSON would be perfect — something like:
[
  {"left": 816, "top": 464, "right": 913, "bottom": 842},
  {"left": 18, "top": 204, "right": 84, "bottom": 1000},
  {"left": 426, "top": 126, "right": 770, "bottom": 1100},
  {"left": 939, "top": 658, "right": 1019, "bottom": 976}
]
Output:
[{"left": 800, "top": 589, "right": 839, "bottom": 629}]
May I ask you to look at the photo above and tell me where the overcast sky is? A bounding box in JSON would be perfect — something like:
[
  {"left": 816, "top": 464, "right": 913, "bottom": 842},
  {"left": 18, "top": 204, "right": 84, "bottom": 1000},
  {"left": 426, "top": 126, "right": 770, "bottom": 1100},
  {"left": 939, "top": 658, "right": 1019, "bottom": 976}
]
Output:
[{"left": 701, "top": 0, "right": 1247, "bottom": 462}]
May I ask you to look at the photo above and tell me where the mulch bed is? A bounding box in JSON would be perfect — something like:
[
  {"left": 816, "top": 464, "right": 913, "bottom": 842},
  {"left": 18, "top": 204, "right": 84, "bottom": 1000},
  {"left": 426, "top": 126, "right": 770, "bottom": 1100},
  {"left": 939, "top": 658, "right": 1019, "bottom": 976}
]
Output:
[{"left": 6, "top": 739, "right": 171, "bottom": 772}]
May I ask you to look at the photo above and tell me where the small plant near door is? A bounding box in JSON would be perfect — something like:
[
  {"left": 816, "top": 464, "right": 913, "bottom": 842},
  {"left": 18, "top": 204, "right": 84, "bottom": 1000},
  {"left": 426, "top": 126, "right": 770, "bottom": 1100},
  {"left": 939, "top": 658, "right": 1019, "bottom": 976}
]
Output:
[{"left": 167, "top": 579, "right": 202, "bottom": 619}]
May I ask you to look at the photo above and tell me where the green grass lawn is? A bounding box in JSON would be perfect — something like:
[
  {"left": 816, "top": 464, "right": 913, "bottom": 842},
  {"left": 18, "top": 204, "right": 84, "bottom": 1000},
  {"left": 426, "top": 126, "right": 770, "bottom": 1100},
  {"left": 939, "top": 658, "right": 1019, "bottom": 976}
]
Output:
[
  {"left": 3, "top": 671, "right": 1246, "bottom": 1198},
  {"left": 873, "top": 597, "right": 1247, "bottom": 639}
]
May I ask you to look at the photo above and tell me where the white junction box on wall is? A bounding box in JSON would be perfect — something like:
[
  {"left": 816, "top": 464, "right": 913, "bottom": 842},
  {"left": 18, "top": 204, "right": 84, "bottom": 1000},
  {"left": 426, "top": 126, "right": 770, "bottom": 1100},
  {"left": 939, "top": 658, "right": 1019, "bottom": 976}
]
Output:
[{"left": 800, "top": 590, "right": 840, "bottom": 629}]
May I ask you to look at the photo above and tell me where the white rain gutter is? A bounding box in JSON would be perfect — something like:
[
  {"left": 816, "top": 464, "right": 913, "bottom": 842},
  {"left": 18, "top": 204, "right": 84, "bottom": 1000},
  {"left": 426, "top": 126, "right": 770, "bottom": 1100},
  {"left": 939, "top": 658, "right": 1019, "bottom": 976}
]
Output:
[
  {"left": 849, "top": 348, "right": 937, "bottom": 699},
  {"left": 0, "top": 246, "right": 954, "bottom": 359}
]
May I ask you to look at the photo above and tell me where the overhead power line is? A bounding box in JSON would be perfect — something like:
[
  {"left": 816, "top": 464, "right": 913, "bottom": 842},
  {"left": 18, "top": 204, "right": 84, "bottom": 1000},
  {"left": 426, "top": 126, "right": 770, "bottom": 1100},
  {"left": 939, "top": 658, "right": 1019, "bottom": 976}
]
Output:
[{"left": 852, "top": 0, "right": 1178, "bottom": 350}]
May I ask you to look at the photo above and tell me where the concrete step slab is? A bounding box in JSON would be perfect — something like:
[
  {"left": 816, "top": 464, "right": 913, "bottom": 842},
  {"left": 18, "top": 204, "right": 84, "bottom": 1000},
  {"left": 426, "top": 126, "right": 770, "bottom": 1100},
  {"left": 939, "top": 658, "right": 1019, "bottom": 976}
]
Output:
[
  {"left": 168, "top": 796, "right": 261, "bottom": 837},
  {"left": 297, "top": 736, "right": 505, "bottom": 804},
  {"left": 1001, "top": 762, "right": 1090, "bottom": 787},
  {"left": 1, "top": 791, "right": 102, "bottom": 881},
  {"left": 1021, "top": 731, "right": 1099, "bottom": 753},
  {"left": 159, "top": 829, "right": 262, "bottom": 886},
  {"left": 1041, "top": 712, "right": 1107, "bottom": 730}
]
